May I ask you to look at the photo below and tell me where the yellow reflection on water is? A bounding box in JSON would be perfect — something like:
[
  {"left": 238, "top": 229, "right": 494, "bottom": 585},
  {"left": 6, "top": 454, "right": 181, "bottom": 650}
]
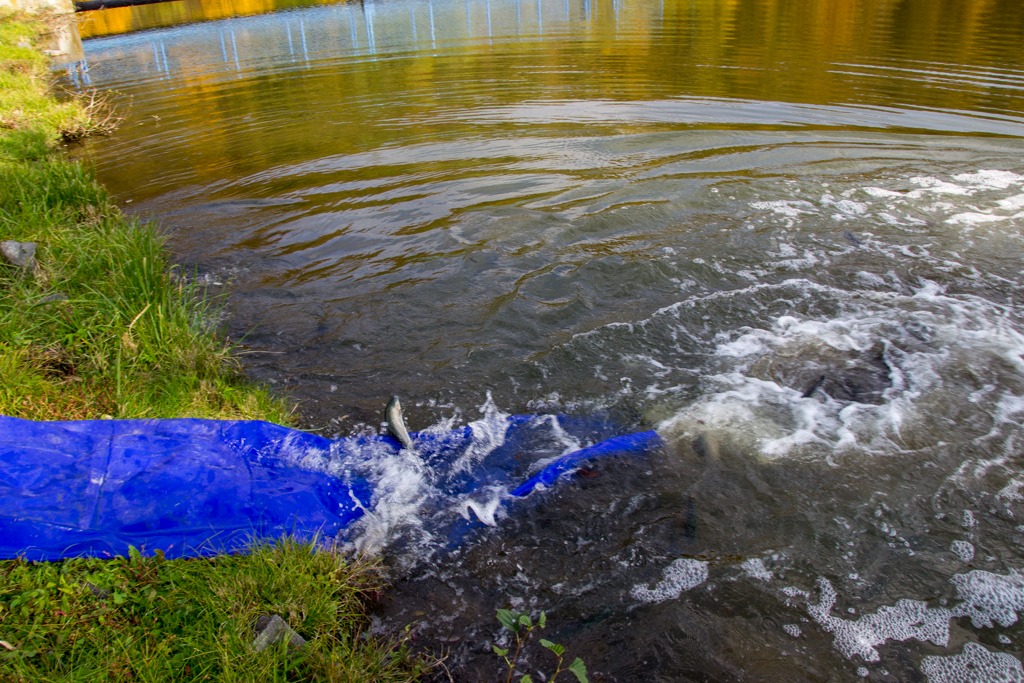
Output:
[
  {"left": 78, "top": 0, "right": 350, "bottom": 39},
  {"left": 77, "top": 0, "right": 1024, "bottom": 204}
]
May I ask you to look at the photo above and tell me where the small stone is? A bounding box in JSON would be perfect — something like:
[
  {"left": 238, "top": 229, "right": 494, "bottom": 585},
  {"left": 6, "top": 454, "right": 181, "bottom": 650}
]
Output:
[
  {"left": 84, "top": 581, "right": 112, "bottom": 599},
  {"left": 252, "top": 614, "right": 306, "bottom": 651},
  {"left": 1, "top": 241, "right": 37, "bottom": 271}
]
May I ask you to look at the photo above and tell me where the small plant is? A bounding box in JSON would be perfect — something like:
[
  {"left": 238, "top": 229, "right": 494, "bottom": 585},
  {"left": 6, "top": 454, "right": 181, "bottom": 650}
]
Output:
[{"left": 493, "top": 608, "right": 589, "bottom": 683}]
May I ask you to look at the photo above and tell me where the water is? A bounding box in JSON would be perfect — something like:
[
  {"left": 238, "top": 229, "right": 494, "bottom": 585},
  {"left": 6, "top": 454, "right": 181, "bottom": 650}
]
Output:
[{"left": 71, "top": 0, "right": 1024, "bottom": 679}]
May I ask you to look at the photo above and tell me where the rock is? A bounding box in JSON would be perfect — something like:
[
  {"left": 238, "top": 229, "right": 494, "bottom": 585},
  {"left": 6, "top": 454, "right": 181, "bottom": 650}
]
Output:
[
  {"left": 252, "top": 614, "right": 307, "bottom": 652},
  {"left": 84, "top": 581, "right": 112, "bottom": 599},
  {"left": 1, "top": 241, "right": 37, "bottom": 272}
]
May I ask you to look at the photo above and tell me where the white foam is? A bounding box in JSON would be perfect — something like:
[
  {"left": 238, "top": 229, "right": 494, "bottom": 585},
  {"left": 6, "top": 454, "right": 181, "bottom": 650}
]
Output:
[
  {"left": 863, "top": 186, "right": 905, "bottom": 199},
  {"left": 805, "top": 578, "right": 953, "bottom": 662},
  {"left": 450, "top": 392, "right": 512, "bottom": 475},
  {"left": 630, "top": 558, "right": 709, "bottom": 603},
  {"left": 950, "top": 569, "right": 1024, "bottom": 629},
  {"left": 783, "top": 586, "right": 810, "bottom": 600},
  {"left": 920, "top": 642, "right": 1024, "bottom": 683},
  {"left": 946, "top": 212, "right": 1014, "bottom": 226},
  {"left": 861, "top": 170, "right": 1024, "bottom": 232},
  {"left": 345, "top": 447, "right": 431, "bottom": 555},
  {"left": 654, "top": 272, "right": 1024, "bottom": 463},
  {"left": 997, "top": 194, "right": 1024, "bottom": 211},
  {"left": 822, "top": 194, "right": 869, "bottom": 218},
  {"left": 998, "top": 477, "right": 1024, "bottom": 503},
  {"left": 908, "top": 176, "right": 974, "bottom": 196},
  {"left": 795, "top": 569, "right": 1024, "bottom": 667},
  {"left": 741, "top": 558, "right": 773, "bottom": 581},
  {"left": 951, "top": 540, "right": 975, "bottom": 563},
  {"left": 782, "top": 623, "right": 802, "bottom": 638},
  {"left": 461, "top": 485, "right": 506, "bottom": 527},
  {"left": 952, "top": 170, "right": 1024, "bottom": 190},
  {"left": 750, "top": 199, "right": 816, "bottom": 218},
  {"left": 856, "top": 271, "right": 887, "bottom": 286}
]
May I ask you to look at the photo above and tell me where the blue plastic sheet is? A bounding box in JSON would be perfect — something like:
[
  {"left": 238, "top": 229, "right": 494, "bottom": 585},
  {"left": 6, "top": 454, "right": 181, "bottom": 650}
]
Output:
[{"left": 0, "top": 414, "right": 661, "bottom": 561}]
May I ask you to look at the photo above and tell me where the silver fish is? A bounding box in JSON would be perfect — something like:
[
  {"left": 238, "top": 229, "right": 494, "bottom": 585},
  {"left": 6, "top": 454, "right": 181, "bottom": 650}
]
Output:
[{"left": 385, "top": 395, "right": 414, "bottom": 450}]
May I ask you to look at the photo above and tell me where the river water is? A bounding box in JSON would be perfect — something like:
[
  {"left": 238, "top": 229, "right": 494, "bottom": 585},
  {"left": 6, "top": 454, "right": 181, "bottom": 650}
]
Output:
[{"left": 72, "top": 0, "right": 1024, "bottom": 680}]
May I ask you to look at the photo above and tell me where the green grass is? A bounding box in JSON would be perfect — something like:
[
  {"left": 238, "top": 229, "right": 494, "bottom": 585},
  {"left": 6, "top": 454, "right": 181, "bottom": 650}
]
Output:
[
  {"left": 0, "top": 539, "right": 428, "bottom": 682},
  {"left": 0, "top": 158, "right": 291, "bottom": 420},
  {"left": 0, "top": 13, "right": 429, "bottom": 682},
  {"left": 0, "top": 10, "right": 289, "bottom": 421}
]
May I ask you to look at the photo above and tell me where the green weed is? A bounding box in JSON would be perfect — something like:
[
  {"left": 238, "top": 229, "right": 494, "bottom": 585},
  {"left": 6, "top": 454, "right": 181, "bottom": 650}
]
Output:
[{"left": 493, "top": 609, "right": 589, "bottom": 683}]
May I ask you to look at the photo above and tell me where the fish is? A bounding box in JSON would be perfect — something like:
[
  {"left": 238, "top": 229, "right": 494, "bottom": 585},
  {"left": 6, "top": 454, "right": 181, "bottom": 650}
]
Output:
[
  {"left": 385, "top": 395, "right": 414, "bottom": 450},
  {"left": 801, "top": 374, "right": 827, "bottom": 399}
]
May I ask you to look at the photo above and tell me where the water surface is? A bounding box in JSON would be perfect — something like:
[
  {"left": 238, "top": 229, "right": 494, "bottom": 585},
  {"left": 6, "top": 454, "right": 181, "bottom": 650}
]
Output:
[{"left": 75, "top": 0, "right": 1024, "bottom": 680}]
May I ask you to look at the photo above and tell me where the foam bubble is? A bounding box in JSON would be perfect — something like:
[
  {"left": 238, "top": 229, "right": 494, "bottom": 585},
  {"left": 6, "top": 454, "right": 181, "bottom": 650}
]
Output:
[
  {"left": 783, "top": 623, "right": 802, "bottom": 638},
  {"left": 630, "top": 558, "right": 709, "bottom": 604},
  {"left": 796, "top": 569, "right": 1024, "bottom": 666},
  {"left": 951, "top": 540, "right": 975, "bottom": 563},
  {"left": 741, "top": 558, "right": 773, "bottom": 581},
  {"left": 805, "top": 578, "right": 953, "bottom": 662},
  {"left": 862, "top": 170, "right": 1024, "bottom": 231},
  {"left": 908, "top": 176, "right": 974, "bottom": 196},
  {"left": 950, "top": 569, "right": 1024, "bottom": 629},
  {"left": 920, "top": 642, "right": 1024, "bottom": 683}
]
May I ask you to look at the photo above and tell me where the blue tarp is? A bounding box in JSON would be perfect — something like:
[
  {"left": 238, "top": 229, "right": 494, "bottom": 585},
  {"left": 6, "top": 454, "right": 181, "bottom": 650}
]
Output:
[{"left": 0, "top": 414, "right": 661, "bottom": 561}]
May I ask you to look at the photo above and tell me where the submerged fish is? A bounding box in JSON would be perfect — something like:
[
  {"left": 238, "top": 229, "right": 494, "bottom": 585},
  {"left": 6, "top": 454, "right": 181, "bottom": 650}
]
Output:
[
  {"left": 801, "top": 374, "right": 828, "bottom": 399},
  {"left": 385, "top": 395, "right": 414, "bottom": 450}
]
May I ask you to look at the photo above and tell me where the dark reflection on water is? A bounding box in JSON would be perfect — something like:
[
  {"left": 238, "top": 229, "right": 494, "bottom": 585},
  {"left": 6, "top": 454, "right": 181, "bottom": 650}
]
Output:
[{"left": 75, "top": 0, "right": 1024, "bottom": 680}]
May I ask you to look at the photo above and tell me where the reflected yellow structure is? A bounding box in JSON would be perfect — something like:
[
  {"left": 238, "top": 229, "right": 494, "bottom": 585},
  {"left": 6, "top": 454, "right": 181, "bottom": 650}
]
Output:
[{"left": 79, "top": 0, "right": 348, "bottom": 38}]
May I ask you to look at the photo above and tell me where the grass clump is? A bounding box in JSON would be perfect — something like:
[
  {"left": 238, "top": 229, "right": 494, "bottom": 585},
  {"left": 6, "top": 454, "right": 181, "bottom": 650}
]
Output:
[
  {"left": 0, "top": 538, "right": 428, "bottom": 682},
  {"left": 0, "top": 10, "right": 287, "bottom": 422}
]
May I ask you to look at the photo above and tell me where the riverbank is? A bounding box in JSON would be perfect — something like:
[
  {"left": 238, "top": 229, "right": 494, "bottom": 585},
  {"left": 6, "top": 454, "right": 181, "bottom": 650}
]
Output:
[{"left": 0, "top": 11, "right": 426, "bottom": 680}]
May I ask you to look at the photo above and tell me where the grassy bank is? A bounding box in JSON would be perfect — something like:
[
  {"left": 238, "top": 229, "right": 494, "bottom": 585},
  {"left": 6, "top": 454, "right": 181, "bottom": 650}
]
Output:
[
  {"left": 0, "top": 12, "right": 425, "bottom": 681},
  {"left": 1, "top": 540, "right": 426, "bottom": 682},
  {"left": 0, "top": 12, "right": 290, "bottom": 422}
]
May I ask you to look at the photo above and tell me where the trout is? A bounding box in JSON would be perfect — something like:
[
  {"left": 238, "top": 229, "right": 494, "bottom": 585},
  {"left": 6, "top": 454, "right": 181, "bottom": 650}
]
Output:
[{"left": 385, "top": 395, "right": 414, "bottom": 450}]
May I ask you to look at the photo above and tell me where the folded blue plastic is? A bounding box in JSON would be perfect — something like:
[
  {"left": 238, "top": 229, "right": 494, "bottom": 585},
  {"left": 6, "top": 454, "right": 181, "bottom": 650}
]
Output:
[{"left": 0, "top": 414, "right": 661, "bottom": 561}]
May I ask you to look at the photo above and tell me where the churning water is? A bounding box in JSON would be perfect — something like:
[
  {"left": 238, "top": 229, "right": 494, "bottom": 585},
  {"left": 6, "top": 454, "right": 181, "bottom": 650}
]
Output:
[{"left": 73, "top": 0, "right": 1024, "bottom": 679}]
